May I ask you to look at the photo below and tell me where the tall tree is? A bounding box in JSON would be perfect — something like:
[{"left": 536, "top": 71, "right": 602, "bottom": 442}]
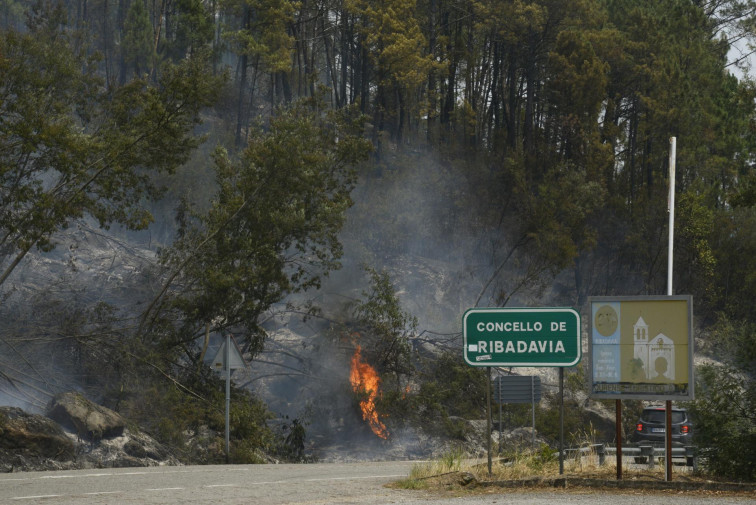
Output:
[
  {"left": 122, "top": 0, "right": 155, "bottom": 78},
  {"left": 143, "top": 99, "right": 372, "bottom": 355}
]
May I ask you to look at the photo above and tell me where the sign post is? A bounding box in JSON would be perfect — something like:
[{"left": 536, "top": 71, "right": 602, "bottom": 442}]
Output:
[
  {"left": 210, "top": 335, "right": 247, "bottom": 462},
  {"left": 493, "top": 375, "right": 542, "bottom": 451},
  {"left": 464, "top": 307, "right": 581, "bottom": 473}
]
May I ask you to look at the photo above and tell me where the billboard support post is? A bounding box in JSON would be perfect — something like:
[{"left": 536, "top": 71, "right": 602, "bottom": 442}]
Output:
[
  {"left": 665, "top": 137, "right": 677, "bottom": 482},
  {"left": 668, "top": 137, "right": 676, "bottom": 298},
  {"left": 616, "top": 399, "right": 622, "bottom": 480}
]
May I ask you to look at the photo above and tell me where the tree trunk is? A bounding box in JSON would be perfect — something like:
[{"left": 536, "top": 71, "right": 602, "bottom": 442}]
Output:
[
  {"left": 235, "top": 6, "right": 251, "bottom": 147},
  {"left": 506, "top": 45, "right": 517, "bottom": 149},
  {"left": 523, "top": 29, "right": 537, "bottom": 153},
  {"left": 322, "top": 15, "right": 341, "bottom": 106}
]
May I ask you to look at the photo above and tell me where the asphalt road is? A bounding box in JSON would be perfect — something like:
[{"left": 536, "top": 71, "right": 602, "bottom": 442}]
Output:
[{"left": 0, "top": 462, "right": 752, "bottom": 504}]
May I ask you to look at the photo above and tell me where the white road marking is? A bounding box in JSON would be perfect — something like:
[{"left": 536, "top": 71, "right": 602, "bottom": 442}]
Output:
[
  {"left": 5, "top": 468, "right": 408, "bottom": 501},
  {"left": 41, "top": 473, "right": 112, "bottom": 479},
  {"left": 304, "top": 474, "right": 406, "bottom": 482},
  {"left": 244, "top": 474, "right": 405, "bottom": 486},
  {"left": 12, "top": 494, "right": 63, "bottom": 500}
]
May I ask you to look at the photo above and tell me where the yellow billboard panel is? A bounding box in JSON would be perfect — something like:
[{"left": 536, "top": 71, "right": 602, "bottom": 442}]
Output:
[{"left": 589, "top": 296, "right": 694, "bottom": 400}]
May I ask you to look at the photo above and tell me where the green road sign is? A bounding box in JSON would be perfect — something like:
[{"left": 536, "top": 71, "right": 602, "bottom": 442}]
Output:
[{"left": 463, "top": 308, "right": 581, "bottom": 367}]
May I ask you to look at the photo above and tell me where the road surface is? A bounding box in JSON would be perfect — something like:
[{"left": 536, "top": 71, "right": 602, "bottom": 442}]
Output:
[{"left": 0, "top": 462, "right": 752, "bottom": 504}]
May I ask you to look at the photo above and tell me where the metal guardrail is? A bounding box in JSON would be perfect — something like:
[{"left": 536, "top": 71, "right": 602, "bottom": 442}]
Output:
[{"left": 563, "top": 444, "right": 698, "bottom": 470}]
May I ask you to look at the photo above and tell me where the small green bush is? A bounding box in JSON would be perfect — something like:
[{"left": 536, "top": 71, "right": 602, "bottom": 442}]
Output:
[
  {"left": 684, "top": 364, "right": 755, "bottom": 481},
  {"left": 527, "top": 444, "right": 558, "bottom": 471},
  {"left": 122, "top": 374, "right": 275, "bottom": 463}
]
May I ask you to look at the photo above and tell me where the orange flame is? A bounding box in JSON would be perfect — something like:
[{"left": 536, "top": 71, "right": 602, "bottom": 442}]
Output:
[{"left": 349, "top": 345, "right": 389, "bottom": 439}]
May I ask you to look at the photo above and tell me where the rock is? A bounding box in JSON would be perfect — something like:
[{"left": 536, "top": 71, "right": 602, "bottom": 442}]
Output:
[
  {"left": 494, "top": 426, "right": 549, "bottom": 453},
  {"left": 46, "top": 392, "right": 125, "bottom": 441},
  {"left": 123, "top": 439, "right": 147, "bottom": 458},
  {"left": 459, "top": 472, "right": 477, "bottom": 486},
  {"left": 73, "top": 428, "right": 180, "bottom": 468},
  {"left": 0, "top": 407, "right": 75, "bottom": 461}
]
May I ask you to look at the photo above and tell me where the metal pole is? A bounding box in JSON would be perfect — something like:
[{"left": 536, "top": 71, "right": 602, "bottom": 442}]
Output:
[
  {"left": 531, "top": 375, "right": 536, "bottom": 451},
  {"left": 498, "top": 376, "right": 503, "bottom": 455},
  {"left": 486, "top": 366, "right": 492, "bottom": 476},
  {"left": 666, "top": 400, "right": 673, "bottom": 481},
  {"left": 668, "top": 137, "right": 676, "bottom": 298},
  {"left": 666, "top": 137, "right": 677, "bottom": 482},
  {"left": 616, "top": 399, "right": 623, "bottom": 480},
  {"left": 559, "top": 367, "right": 564, "bottom": 475},
  {"left": 225, "top": 334, "right": 231, "bottom": 463}
]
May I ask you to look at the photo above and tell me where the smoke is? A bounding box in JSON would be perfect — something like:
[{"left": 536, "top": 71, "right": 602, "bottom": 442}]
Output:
[
  {"left": 333, "top": 146, "right": 548, "bottom": 332},
  {"left": 0, "top": 219, "right": 159, "bottom": 414},
  {"left": 235, "top": 145, "right": 561, "bottom": 459}
]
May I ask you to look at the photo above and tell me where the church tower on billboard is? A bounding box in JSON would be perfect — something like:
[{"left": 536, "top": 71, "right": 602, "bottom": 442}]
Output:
[{"left": 633, "top": 316, "right": 675, "bottom": 381}]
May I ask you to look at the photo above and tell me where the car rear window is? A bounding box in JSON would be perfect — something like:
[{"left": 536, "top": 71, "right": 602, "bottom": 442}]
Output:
[{"left": 642, "top": 410, "right": 686, "bottom": 424}]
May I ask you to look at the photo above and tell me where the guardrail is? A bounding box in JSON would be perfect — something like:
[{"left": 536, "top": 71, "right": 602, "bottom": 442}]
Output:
[{"left": 563, "top": 444, "right": 698, "bottom": 470}]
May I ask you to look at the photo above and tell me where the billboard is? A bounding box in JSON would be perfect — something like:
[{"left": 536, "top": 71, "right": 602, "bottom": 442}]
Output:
[{"left": 588, "top": 296, "right": 694, "bottom": 400}]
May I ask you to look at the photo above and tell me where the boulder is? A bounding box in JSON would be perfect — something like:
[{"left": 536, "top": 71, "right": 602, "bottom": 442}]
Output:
[
  {"left": 0, "top": 406, "right": 75, "bottom": 461},
  {"left": 46, "top": 392, "right": 125, "bottom": 441}
]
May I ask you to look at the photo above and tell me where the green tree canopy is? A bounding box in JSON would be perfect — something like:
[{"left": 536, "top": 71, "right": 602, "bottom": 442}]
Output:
[
  {"left": 146, "top": 99, "right": 372, "bottom": 354},
  {"left": 0, "top": 13, "right": 223, "bottom": 288}
]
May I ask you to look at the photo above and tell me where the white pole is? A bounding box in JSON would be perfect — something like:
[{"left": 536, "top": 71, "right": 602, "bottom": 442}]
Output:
[
  {"left": 667, "top": 137, "right": 676, "bottom": 297},
  {"left": 666, "top": 137, "right": 676, "bottom": 482}
]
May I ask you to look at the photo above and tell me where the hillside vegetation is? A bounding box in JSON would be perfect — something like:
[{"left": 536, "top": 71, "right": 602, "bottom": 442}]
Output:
[{"left": 0, "top": 0, "right": 754, "bottom": 479}]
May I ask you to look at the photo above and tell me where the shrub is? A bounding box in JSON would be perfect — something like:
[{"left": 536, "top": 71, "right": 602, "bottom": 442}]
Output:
[
  {"left": 123, "top": 374, "right": 275, "bottom": 463},
  {"left": 684, "top": 364, "right": 755, "bottom": 481}
]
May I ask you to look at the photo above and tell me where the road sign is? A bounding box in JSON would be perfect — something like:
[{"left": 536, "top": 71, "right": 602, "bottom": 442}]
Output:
[
  {"left": 211, "top": 336, "right": 247, "bottom": 370},
  {"left": 493, "top": 375, "right": 541, "bottom": 403},
  {"left": 464, "top": 307, "right": 581, "bottom": 367}
]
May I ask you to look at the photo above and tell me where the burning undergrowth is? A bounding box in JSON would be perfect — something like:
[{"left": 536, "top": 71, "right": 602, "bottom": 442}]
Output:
[
  {"left": 242, "top": 267, "right": 492, "bottom": 462},
  {"left": 349, "top": 344, "right": 389, "bottom": 440}
]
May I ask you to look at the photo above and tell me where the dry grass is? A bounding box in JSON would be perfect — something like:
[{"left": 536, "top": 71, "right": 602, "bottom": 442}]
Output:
[{"left": 395, "top": 445, "right": 704, "bottom": 491}]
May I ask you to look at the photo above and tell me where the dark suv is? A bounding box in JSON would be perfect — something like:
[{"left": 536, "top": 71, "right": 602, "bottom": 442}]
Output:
[{"left": 631, "top": 406, "right": 693, "bottom": 447}]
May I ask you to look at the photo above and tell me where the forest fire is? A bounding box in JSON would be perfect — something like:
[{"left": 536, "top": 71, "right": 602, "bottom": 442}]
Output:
[{"left": 349, "top": 345, "right": 389, "bottom": 439}]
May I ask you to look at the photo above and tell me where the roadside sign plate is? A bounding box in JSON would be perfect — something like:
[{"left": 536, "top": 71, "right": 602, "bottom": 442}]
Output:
[
  {"left": 463, "top": 308, "right": 581, "bottom": 367},
  {"left": 211, "top": 336, "right": 247, "bottom": 370},
  {"left": 493, "top": 375, "right": 541, "bottom": 403}
]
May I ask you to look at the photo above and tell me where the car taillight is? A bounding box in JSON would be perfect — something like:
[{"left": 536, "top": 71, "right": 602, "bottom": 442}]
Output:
[
  {"left": 636, "top": 423, "right": 643, "bottom": 432},
  {"left": 681, "top": 425, "right": 689, "bottom": 434}
]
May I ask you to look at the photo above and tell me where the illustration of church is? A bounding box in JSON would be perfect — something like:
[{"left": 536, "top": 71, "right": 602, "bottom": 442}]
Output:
[{"left": 633, "top": 316, "right": 675, "bottom": 381}]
